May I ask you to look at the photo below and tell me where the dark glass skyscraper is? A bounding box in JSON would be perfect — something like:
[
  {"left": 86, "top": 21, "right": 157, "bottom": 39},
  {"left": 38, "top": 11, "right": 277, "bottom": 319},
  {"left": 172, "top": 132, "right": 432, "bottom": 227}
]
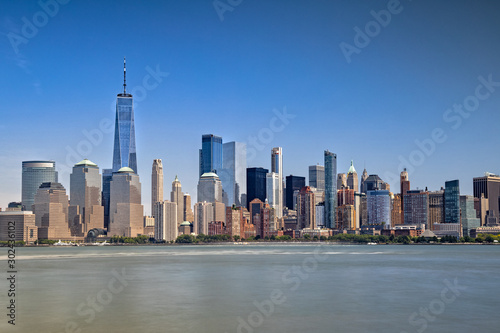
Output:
[
  {"left": 444, "top": 179, "right": 460, "bottom": 223},
  {"left": 285, "top": 175, "right": 305, "bottom": 210},
  {"left": 324, "top": 150, "right": 337, "bottom": 229},
  {"left": 199, "top": 134, "right": 223, "bottom": 176},
  {"left": 112, "top": 58, "right": 137, "bottom": 173},
  {"left": 246, "top": 167, "right": 268, "bottom": 208},
  {"left": 22, "top": 161, "right": 58, "bottom": 211}
]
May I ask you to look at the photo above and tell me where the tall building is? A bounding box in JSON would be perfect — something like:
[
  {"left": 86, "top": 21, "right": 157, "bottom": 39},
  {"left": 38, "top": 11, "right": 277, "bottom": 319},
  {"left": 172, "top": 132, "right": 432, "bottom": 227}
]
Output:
[
  {"left": 102, "top": 168, "right": 113, "bottom": 230},
  {"left": 271, "top": 147, "right": 283, "bottom": 218},
  {"left": 249, "top": 198, "right": 273, "bottom": 238},
  {"left": 309, "top": 165, "right": 325, "bottom": 191},
  {"left": 199, "top": 134, "right": 223, "bottom": 176},
  {"left": 363, "top": 174, "right": 385, "bottom": 192},
  {"left": 193, "top": 201, "right": 213, "bottom": 235},
  {"left": 366, "top": 190, "right": 391, "bottom": 228},
  {"left": 69, "top": 159, "right": 104, "bottom": 236},
  {"left": 197, "top": 173, "right": 223, "bottom": 203},
  {"left": 285, "top": 175, "right": 306, "bottom": 210},
  {"left": 266, "top": 172, "right": 280, "bottom": 213},
  {"left": 246, "top": 167, "right": 268, "bottom": 208},
  {"left": 337, "top": 173, "right": 347, "bottom": 190},
  {"left": 444, "top": 180, "right": 460, "bottom": 223},
  {"left": 170, "top": 176, "right": 185, "bottom": 227},
  {"left": 33, "top": 182, "right": 71, "bottom": 240},
  {"left": 154, "top": 200, "right": 177, "bottom": 242},
  {"left": 324, "top": 150, "right": 337, "bottom": 229},
  {"left": 0, "top": 211, "right": 38, "bottom": 244},
  {"left": 400, "top": 169, "right": 410, "bottom": 223},
  {"left": 112, "top": 58, "right": 137, "bottom": 174},
  {"left": 183, "top": 193, "right": 194, "bottom": 222},
  {"left": 220, "top": 142, "right": 247, "bottom": 207},
  {"left": 460, "top": 195, "right": 480, "bottom": 237},
  {"left": 403, "top": 190, "right": 429, "bottom": 228},
  {"left": 360, "top": 168, "right": 369, "bottom": 194},
  {"left": 346, "top": 161, "right": 358, "bottom": 192},
  {"left": 297, "top": 186, "right": 316, "bottom": 229},
  {"left": 336, "top": 205, "right": 356, "bottom": 230},
  {"left": 473, "top": 173, "right": 500, "bottom": 222},
  {"left": 22, "top": 160, "right": 58, "bottom": 211},
  {"left": 151, "top": 159, "right": 164, "bottom": 217},
  {"left": 429, "top": 190, "right": 445, "bottom": 229},
  {"left": 391, "top": 194, "right": 403, "bottom": 227},
  {"left": 337, "top": 188, "right": 355, "bottom": 207},
  {"left": 108, "top": 167, "right": 144, "bottom": 237}
]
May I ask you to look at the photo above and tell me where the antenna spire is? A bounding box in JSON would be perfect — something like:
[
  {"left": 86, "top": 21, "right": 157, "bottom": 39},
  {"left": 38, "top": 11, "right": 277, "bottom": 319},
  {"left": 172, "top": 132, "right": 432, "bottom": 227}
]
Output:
[{"left": 123, "top": 57, "right": 126, "bottom": 94}]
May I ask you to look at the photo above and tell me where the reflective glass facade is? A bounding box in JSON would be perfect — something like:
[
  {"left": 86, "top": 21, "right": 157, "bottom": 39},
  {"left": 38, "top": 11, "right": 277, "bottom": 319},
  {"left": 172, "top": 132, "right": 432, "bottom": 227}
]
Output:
[
  {"left": 22, "top": 161, "right": 58, "bottom": 211},
  {"left": 246, "top": 167, "right": 268, "bottom": 208},
  {"left": 444, "top": 180, "right": 460, "bottom": 223},
  {"left": 220, "top": 142, "right": 247, "bottom": 207},
  {"left": 199, "top": 134, "right": 223, "bottom": 176},
  {"left": 324, "top": 150, "right": 337, "bottom": 229},
  {"left": 112, "top": 94, "right": 137, "bottom": 173}
]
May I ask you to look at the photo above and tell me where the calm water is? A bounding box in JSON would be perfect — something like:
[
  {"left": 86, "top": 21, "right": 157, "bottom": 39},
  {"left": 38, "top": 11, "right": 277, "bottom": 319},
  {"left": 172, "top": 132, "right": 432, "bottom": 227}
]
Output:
[{"left": 2, "top": 244, "right": 499, "bottom": 333}]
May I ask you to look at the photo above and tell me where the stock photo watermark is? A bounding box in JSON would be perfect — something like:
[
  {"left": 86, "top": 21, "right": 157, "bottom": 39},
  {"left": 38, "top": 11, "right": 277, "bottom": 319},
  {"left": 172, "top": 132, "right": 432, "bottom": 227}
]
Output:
[
  {"left": 339, "top": 0, "right": 411, "bottom": 64},
  {"left": 401, "top": 278, "right": 466, "bottom": 333},
  {"left": 7, "top": 0, "right": 71, "bottom": 54},
  {"left": 213, "top": 0, "right": 243, "bottom": 22},
  {"left": 383, "top": 73, "right": 499, "bottom": 186}
]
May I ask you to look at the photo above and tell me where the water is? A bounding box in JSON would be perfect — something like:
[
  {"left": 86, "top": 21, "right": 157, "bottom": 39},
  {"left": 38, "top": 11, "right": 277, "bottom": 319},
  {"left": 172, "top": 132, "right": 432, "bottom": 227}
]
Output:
[{"left": 2, "top": 244, "right": 499, "bottom": 333}]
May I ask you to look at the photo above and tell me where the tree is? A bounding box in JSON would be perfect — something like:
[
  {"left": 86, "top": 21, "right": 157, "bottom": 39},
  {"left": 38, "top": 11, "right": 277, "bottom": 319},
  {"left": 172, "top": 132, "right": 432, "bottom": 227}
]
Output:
[
  {"left": 303, "top": 234, "right": 311, "bottom": 240},
  {"left": 233, "top": 235, "right": 240, "bottom": 241}
]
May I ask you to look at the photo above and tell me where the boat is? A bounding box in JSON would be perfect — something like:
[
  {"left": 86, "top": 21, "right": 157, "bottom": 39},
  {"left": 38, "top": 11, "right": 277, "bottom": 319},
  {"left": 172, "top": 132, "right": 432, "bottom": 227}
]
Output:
[
  {"left": 54, "top": 240, "right": 71, "bottom": 246},
  {"left": 367, "top": 242, "right": 377, "bottom": 245}
]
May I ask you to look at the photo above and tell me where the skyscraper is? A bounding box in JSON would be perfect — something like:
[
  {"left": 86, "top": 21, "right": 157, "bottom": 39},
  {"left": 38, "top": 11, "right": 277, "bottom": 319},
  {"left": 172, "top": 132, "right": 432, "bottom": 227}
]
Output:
[
  {"left": 285, "top": 175, "right": 306, "bottom": 210},
  {"left": 360, "top": 168, "right": 368, "bottom": 194},
  {"left": 33, "top": 182, "right": 71, "bottom": 240},
  {"left": 151, "top": 159, "right": 164, "bottom": 217},
  {"left": 271, "top": 147, "right": 283, "bottom": 217},
  {"left": 366, "top": 190, "right": 391, "bottom": 228},
  {"left": 297, "top": 186, "right": 316, "bottom": 229},
  {"left": 460, "top": 195, "right": 480, "bottom": 237},
  {"left": 428, "top": 190, "right": 445, "bottom": 229},
  {"left": 69, "top": 159, "right": 104, "bottom": 236},
  {"left": 183, "top": 193, "right": 194, "bottom": 222},
  {"left": 337, "top": 173, "right": 347, "bottom": 190},
  {"left": 324, "top": 150, "right": 337, "bottom": 229},
  {"left": 199, "top": 134, "right": 223, "bottom": 176},
  {"left": 403, "top": 190, "right": 429, "bottom": 228},
  {"left": 309, "top": 165, "right": 325, "bottom": 191},
  {"left": 400, "top": 169, "right": 410, "bottom": 224},
  {"left": 266, "top": 172, "right": 280, "bottom": 213},
  {"left": 444, "top": 180, "right": 460, "bottom": 223},
  {"left": 171, "top": 176, "right": 185, "bottom": 227},
  {"left": 154, "top": 200, "right": 177, "bottom": 242},
  {"left": 197, "top": 172, "right": 223, "bottom": 203},
  {"left": 22, "top": 160, "right": 58, "bottom": 211},
  {"left": 473, "top": 173, "right": 500, "bottom": 221},
  {"left": 346, "top": 161, "right": 358, "bottom": 192},
  {"left": 112, "top": 58, "right": 137, "bottom": 174},
  {"left": 246, "top": 167, "right": 268, "bottom": 208},
  {"left": 102, "top": 168, "right": 113, "bottom": 230},
  {"left": 221, "top": 141, "right": 247, "bottom": 207}
]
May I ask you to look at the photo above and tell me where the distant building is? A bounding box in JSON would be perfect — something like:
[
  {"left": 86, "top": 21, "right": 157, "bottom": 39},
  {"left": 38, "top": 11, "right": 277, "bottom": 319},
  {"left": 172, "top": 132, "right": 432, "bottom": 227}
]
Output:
[
  {"left": 220, "top": 142, "right": 247, "bottom": 207},
  {"left": 285, "top": 175, "right": 305, "bottom": 210},
  {"left": 194, "top": 201, "right": 213, "bottom": 235},
  {"left": 337, "top": 188, "right": 355, "bottom": 207},
  {"left": 271, "top": 147, "right": 284, "bottom": 217},
  {"left": 22, "top": 160, "right": 58, "bottom": 211},
  {"left": 444, "top": 180, "right": 460, "bottom": 223},
  {"left": 363, "top": 174, "right": 386, "bottom": 193},
  {"left": 246, "top": 167, "right": 268, "bottom": 208},
  {"left": 183, "top": 194, "right": 194, "bottom": 222},
  {"left": 171, "top": 176, "right": 185, "bottom": 227},
  {"left": 6, "top": 202, "right": 22, "bottom": 212},
  {"left": 324, "top": 150, "right": 337, "bottom": 229},
  {"left": 367, "top": 190, "right": 391, "bottom": 228},
  {"left": 197, "top": 172, "right": 223, "bottom": 203},
  {"left": 297, "top": 187, "right": 316, "bottom": 229},
  {"left": 346, "top": 161, "right": 358, "bottom": 192},
  {"left": 33, "top": 182, "right": 71, "bottom": 240},
  {"left": 151, "top": 159, "right": 164, "bottom": 217},
  {"left": 154, "top": 200, "right": 177, "bottom": 242},
  {"left": 400, "top": 169, "right": 410, "bottom": 223},
  {"left": 391, "top": 194, "right": 403, "bottom": 227},
  {"left": 433, "top": 223, "right": 461, "bottom": 238},
  {"left": 108, "top": 167, "right": 144, "bottom": 237},
  {"left": 102, "top": 168, "right": 113, "bottom": 230},
  {"left": 360, "top": 168, "right": 369, "bottom": 194},
  {"left": 403, "top": 190, "right": 429, "bottom": 229},
  {"left": 0, "top": 211, "right": 38, "bottom": 244},
  {"left": 309, "top": 165, "right": 325, "bottom": 191},
  {"left": 336, "top": 205, "right": 356, "bottom": 230},
  {"left": 460, "top": 195, "right": 480, "bottom": 237},
  {"left": 69, "top": 159, "right": 104, "bottom": 237},
  {"left": 337, "top": 173, "right": 347, "bottom": 190},
  {"left": 266, "top": 172, "right": 280, "bottom": 214},
  {"left": 199, "top": 134, "right": 223, "bottom": 177},
  {"left": 473, "top": 173, "right": 500, "bottom": 224},
  {"left": 428, "top": 190, "right": 445, "bottom": 229}
]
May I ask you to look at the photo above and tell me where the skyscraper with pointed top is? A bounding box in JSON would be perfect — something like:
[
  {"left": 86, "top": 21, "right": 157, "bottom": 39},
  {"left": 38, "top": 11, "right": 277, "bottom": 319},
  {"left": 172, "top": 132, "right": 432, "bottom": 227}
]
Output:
[
  {"left": 112, "top": 57, "right": 137, "bottom": 173},
  {"left": 347, "top": 160, "right": 358, "bottom": 192}
]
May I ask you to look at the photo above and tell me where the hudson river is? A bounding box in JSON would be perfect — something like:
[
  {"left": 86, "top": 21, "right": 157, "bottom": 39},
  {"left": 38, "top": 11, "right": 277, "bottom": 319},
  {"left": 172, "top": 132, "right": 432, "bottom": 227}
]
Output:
[{"left": 3, "top": 244, "right": 499, "bottom": 332}]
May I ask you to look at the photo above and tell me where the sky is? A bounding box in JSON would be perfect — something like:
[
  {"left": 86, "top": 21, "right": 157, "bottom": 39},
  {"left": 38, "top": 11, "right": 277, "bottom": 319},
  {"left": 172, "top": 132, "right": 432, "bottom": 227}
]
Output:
[{"left": 1, "top": 0, "right": 499, "bottom": 215}]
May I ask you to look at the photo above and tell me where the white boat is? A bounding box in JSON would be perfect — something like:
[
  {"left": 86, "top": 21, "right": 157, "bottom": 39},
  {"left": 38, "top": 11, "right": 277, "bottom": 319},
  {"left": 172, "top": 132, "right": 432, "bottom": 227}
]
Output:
[
  {"left": 367, "top": 242, "right": 377, "bottom": 245},
  {"left": 54, "top": 240, "right": 71, "bottom": 246}
]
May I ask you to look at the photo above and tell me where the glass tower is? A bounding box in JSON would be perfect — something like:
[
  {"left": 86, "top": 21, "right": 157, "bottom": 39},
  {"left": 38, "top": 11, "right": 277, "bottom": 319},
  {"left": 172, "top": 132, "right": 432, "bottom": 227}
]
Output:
[
  {"left": 221, "top": 141, "right": 247, "bottom": 207},
  {"left": 444, "top": 179, "right": 460, "bottom": 223},
  {"left": 22, "top": 161, "right": 58, "bottom": 211},
  {"left": 324, "top": 150, "right": 337, "bottom": 229},
  {"left": 271, "top": 147, "right": 283, "bottom": 218},
  {"left": 246, "top": 167, "right": 268, "bottom": 208},
  {"left": 112, "top": 58, "right": 137, "bottom": 173},
  {"left": 199, "top": 134, "right": 223, "bottom": 176}
]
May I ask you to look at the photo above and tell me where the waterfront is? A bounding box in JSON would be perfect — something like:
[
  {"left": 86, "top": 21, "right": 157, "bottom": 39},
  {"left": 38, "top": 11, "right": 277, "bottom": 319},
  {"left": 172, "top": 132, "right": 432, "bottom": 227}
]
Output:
[{"left": 2, "top": 244, "right": 499, "bottom": 332}]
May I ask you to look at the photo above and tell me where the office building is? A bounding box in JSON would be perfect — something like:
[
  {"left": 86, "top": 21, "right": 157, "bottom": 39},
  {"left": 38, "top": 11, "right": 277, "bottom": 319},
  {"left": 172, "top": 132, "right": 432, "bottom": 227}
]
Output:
[
  {"left": 171, "top": 176, "right": 185, "bottom": 227},
  {"left": 22, "top": 160, "right": 58, "bottom": 211},
  {"left": 336, "top": 205, "right": 356, "bottom": 230},
  {"left": 391, "top": 194, "right": 403, "bottom": 227},
  {"left": 367, "top": 190, "right": 391, "bottom": 228},
  {"left": 473, "top": 173, "right": 500, "bottom": 223},
  {"left": 286, "top": 175, "right": 306, "bottom": 210},
  {"left": 460, "top": 195, "right": 480, "bottom": 237},
  {"left": 309, "top": 165, "right": 325, "bottom": 191},
  {"left": 199, "top": 134, "right": 223, "bottom": 176},
  {"left": 221, "top": 141, "right": 247, "bottom": 207},
  {"left": 360, "top": 168, "right": 369, "bottom": 194},
  {"left": 151, "top": 159, "right": 163, "bottom": 217},
  {"left": 297, "top": 186, "right": 316, "bottom": 229},
  {"left": 33, "top": 182, "right": 71, "bottom": 240},
  {"left": 246, "top": 167, "right": 268, "bottom": 208},
  {"left": 337, "top": 173, "right": 347, "bottom": 190},
  {"left": 338, "top": 188, "right": 355, "bottom": 207},
  {"left": 271, "top": 147, "right": 284, "bottom": 218},
  {"left": 102, "top": 168, "right": 113, "bottom": 230},
  {"left": 184, "top": 193, "right": 194, "bottom": 222},
  {"left": 154, "top": 200, "right": 177, "bottom": 242},
  {"left": 324, "top": 150, "right": 337, "bottom": 229},
  {"left": 266, "top": 172, "right": 280, "bottom": 213},
  {"left": 400, "top": 169, "right": 410, "bottom": 223},
  {"left": 346, "top": 161, "right": 358, "bottom": 192},
  {"left": 0, "top": 211, "right": 38, "bottom": 244},
  {"left": 429, "top": 190, "right": 445, "bottom": 229},
  {"left": 68, "top": 159, "right": 104, "bottom": 237},
  {"left": 197, "top": 172, "right": 223, "bottom": 203},
  {"left": 403, "top": 190, "right": 429, "bottom": 228},
  {"left": 444, "top": 180, "right": 460, "bottom": 223}
]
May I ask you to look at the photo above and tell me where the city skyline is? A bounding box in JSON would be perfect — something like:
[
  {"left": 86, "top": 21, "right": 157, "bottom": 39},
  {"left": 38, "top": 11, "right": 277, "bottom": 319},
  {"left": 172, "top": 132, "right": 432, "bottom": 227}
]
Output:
[{"left": 2, "top": 1, "right": 500, "bottom": 213}]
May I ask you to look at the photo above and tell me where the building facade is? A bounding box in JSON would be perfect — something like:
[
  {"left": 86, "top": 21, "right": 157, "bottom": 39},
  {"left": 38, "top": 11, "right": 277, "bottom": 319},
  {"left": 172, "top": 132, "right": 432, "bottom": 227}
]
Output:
[
  {"left": 220, "top": 141, "right": 247, "bottom": 207},
  {"left": 444, "top": 180, "right": 460, "bottom": 223},
  {"left": 151, "top": 159, "right": 164, "bottom": 217},
  {"left": 154, "top": 200, "right": 177, "bottom": 242},
  {"left": 367, "top": 190, "right": 391, "bottom": 228},
  {"left": 199, "top": 134, "right": 223, "bottom": 176},
  {"left": 197, "top": 172, "right": 223, "bottom": 203},
  {"left": 285, "top": 175, "right": 306, "bottom": 210},
  {"left": 324, "top": 150, "right": 337, "bottom": 229},
  {"left": 22, "top": 160, "right": 58, "bottom": 211},
  {"left": 246, "top": 167, "right": 268, "bottom": 208},
  {"left": 271, "top": 147, "right": 283, "bottom": 218},
  {"left": 33, "top": 182, "right": 71, "bottom": 240},
  {"left": 309, "top": 165, "right": 325, "bottom": 191}
]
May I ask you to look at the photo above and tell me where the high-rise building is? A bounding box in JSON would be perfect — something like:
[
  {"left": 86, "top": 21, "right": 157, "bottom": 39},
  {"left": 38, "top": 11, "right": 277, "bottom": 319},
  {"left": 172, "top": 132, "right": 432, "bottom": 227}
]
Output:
[
  {"left": 193, "top": 201, "right": 213, "bottom": 235},
  {"left": 403, "top": 190, "right": 429, "bottom": 228},
  {"left": 69, "top": 159, "right": 104, "bottom": 236},
  {"left": 183, "top": 193, "right": 194, "bottom": 222},
  {"left": 337, "top": 188, "right": 355, "bottom": 207},
  {"left": 249, "top": 198, "right": 273, "bottom": 238},
  {"left": 297, "top": 186, "right": 316, "bottom": 229},
  {"left": 460, "top": 195, "right": 480, "bottom": 237},
  {"left": 0, "top": 211, "right": 38, "bottom": 244},
  {"left": 309, "top": 165, "right": 325, "bottom": 191},
  {"left": 220, "top": 141, "right": 247, "bottom": 207},
  {"left": 337, "top": 173, "right": 347, "bottom": 190},
  {"left": 199, "top": 134, "right": 223, "bottom": 176},
  {"left": 428, "top": 190, "right": 445, "bottom": 229},
  {"left": 346, "top": 161, "right": 358, "bottom": 192},
  {"left": 400, "top": 169, "right": 410, "bottom": 223},
  {"left": 151, "top": 159, "right": 163, "bottom": 217},
  {"left": 285, "top": 175, "right": 306, "bottom": 210},
  {"left": 102, "top": 168, "right": 113, "bottom": 230},
  {"left": 324, "top": 150, "right": 337, "bottom": 229},
  {"left": 473, "top": 173, "right": 500, "bottom": 222},
  {"left": 391, "top": 194, "right": 403, "bottom": 227},
  {"left": 246, "top": 167, "right": 268, "bottom": 208},
  {"left": 154, "top": 200, "right": 177, "bottom": 242},
  {"left": 355, "top": 192, "right": 366, "bottom": 227},
  {"left": 112, "top": 58, "right": 137, "bottom": 174},
  {"left": 266, "top": 172, "right": 280, "bottom": 213},
  {"left": 197, "top": 173, "right": 223, "bottom": 203},
  {"left": 108, "top": 167, "right": 144, "bottom": 237},
  {"left": 360, "top": 168, "right": 369, "bottom": 194},
  {"left": 271, "top": 147, "right": 283, "bottom": 217},
  {"left": 171, "top": 176, "right": 185, "bottom": 227},
  {"left": 444, "top": 180, "right": 460, "bottom": 223},
  {"left": 366, "top": 190, "right": 391, "bottom": 228},
  {"left": 363, "top": 174, "right": 385, "bottom": 192},
  {"left": 336, "top": 205, "right": 356, "bottom": 230},
  {"left": 22, "top": 160, "right": 58, "bottom": 211},
  {"left": 33, "top": 182, "right": 71, "bottom": 240}
]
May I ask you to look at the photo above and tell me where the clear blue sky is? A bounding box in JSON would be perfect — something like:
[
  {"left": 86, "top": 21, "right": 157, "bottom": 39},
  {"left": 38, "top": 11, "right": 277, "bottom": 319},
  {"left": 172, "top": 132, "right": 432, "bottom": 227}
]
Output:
[{"left": 1, "top": 0, "right": 499, "bottom": 214}]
